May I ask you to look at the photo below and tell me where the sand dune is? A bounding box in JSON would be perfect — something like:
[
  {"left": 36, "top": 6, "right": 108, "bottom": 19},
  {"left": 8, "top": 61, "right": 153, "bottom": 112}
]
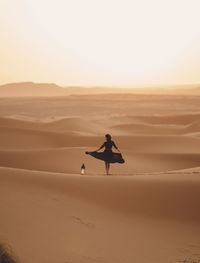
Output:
[
  {"left": 0, "top": 167, "right": 200, "bottom": 263},
  {"left": 0, "top": 127, "right": 76, "bottom": 149},
  {"left": 0, "top": 116, "right": 103, "bottom": 134},
  {"left": 1, "top": 94, "right": 200, "bottom": 263},
  {"left": 111, "top": 123, "right": 185, "bottom": 135},
  {"left": 1, "top": 116, "right": 200, "bottom": 174},
  {"left": 115, "top": 135, "right": 200, "bottom": 153},
  {"left": 2, "top": 94, "right": 200, "bottom": 118},
  {"left": 128, "top": 113, "right": 200, "bottom": 125},
  {"left": 1, "top": 166, "right": 200, "bottom": 222},
  {"left": 110, "top": 113, "right": 200, "bottom": 135},
  {"left": 2, "top": 116, "right": 200, "bottom": 153},
  {"left": 112, "top": 122, "right": 200, "bottom": 135},
  {"left": 1, "top": 149, "right": 200, "bottom": 174}
]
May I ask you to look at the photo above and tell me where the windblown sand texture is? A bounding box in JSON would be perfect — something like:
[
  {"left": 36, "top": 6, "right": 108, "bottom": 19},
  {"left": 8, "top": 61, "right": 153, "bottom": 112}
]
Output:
[{"left": 0, "top": 92, "right": 200, "bottom": 263}]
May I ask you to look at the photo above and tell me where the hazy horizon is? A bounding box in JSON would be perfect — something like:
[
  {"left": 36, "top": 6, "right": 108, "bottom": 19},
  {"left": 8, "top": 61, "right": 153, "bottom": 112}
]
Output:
[{"left": 1, "top": 80, "right": 200, "bottom": 89}]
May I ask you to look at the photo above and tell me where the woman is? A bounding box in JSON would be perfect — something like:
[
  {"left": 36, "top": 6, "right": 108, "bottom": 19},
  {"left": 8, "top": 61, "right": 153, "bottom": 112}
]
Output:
[{"left": 85, "top": 134, "right": 125, "bottom": 175}]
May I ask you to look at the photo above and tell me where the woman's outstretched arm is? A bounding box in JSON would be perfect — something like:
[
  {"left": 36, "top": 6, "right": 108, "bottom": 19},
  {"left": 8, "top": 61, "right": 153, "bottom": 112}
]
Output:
[{"left": 95, "top": 143, "right": 105, "bottom": 152}]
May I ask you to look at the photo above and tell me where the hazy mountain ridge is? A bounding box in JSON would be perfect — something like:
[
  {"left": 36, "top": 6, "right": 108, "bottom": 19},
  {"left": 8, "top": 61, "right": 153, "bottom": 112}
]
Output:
[
  {"left": 0, "top": 82, "right": 200, "bottom": 97},
  {"left": 0, "top": 82, "right": 66, "bottom": 97}
]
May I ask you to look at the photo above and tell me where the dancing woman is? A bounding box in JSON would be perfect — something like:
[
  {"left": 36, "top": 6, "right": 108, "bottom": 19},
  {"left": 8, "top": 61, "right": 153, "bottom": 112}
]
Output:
[{"left": 86, "top": 134, "right": 125, "bottom": 175}]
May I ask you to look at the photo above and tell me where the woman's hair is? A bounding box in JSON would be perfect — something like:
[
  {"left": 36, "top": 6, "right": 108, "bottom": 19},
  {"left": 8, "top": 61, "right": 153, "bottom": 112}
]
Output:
[{"left": 105, "top": 134, "right": 111, "bottom": 140}]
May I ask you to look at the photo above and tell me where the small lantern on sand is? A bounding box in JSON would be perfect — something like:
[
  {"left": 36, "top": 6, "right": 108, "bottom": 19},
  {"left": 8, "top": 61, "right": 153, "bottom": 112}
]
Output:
[{"left": 81, "top": 163, "right": 85, "bottom": 174}]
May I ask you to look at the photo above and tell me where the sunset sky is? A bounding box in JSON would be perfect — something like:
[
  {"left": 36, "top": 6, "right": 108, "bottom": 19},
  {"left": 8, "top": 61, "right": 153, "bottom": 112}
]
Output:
[{"left": 0, "top": 0, "right": 200, "bottom": 86}]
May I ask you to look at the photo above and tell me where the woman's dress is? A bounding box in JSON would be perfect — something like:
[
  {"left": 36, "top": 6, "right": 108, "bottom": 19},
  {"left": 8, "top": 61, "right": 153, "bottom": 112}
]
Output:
[{"left": 85, "top": 140, "right": 125, "bottom": 164}]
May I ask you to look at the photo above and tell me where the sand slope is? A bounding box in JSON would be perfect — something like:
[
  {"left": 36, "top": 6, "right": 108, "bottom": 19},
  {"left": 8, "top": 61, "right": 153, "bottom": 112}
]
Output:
[
  {"left": 0, "top": 167, "right": 200, "bottom": 263},
  {"left": 1, "top": 149, "right": 200, "bottom": 174},
  {"left": 0, "top": 116, "right": 103, "bottom": 134}
]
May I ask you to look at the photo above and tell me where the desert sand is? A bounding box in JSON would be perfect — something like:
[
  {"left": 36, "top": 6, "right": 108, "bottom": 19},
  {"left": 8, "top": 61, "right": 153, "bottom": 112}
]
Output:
[{"left": 0, "top": 92, "right": 200, "bottom": 263}]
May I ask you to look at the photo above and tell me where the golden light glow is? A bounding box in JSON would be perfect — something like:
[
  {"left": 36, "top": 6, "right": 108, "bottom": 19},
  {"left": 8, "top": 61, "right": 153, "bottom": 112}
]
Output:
[{"left": 0, "top": 0, "right": 200, "bottom": 86}]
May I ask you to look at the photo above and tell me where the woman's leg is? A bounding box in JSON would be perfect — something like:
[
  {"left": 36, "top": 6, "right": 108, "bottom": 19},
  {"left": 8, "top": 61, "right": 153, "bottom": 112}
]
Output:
[
  {"left": 105, "top": 162, "right": 107, "bottom": 174},
  {"left": 105, "top": 162, "right": 109, "bottom": 175},
  {"left": 107, "top": 163, "right": 110, "bottom": 175}
]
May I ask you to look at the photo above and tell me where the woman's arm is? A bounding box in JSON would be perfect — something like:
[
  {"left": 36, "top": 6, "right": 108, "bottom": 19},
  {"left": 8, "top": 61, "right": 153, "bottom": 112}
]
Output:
[
  {"left": 95, "top": 143, "right": 105, "bottom": 152},
  {"left": 113, "top": 141, "right": 120, "bottom": 152}
]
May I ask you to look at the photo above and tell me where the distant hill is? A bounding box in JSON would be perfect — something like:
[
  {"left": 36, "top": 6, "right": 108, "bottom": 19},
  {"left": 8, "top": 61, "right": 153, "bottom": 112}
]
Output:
[
  {"left": 0, "top": 82, "right": 68, "bottom": 97},
  {"left": 0, "top": 82, "right": 200, "bottom": 97}
]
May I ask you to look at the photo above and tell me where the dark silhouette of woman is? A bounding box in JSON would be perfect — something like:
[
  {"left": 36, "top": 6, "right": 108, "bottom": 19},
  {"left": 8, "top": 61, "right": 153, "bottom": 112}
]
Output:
[{"left": 86, "top": 134, "right": 125, "bottom": 175}]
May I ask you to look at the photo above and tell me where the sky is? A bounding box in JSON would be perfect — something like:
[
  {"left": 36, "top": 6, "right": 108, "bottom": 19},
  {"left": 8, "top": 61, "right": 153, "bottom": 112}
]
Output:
[{"left": 0, "top": 0, "right": 200, "bottom": 86}]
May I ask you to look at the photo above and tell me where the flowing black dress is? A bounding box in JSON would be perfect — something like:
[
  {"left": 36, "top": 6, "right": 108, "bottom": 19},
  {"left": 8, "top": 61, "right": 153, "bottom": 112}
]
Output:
[{"left": 86, "top": 140, "right": 125, "bottom": 164}]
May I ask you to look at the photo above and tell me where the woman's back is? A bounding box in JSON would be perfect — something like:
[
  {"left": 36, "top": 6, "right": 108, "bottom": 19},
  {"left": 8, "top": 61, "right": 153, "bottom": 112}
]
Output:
[{"left": 104, "top": 140, "right": 116, "bottom": 151}]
